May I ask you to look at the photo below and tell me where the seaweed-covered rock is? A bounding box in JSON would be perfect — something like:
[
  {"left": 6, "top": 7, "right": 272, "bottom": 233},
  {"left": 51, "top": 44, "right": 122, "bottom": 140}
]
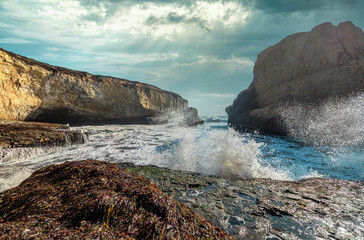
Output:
[{"left": 0, "top": 160, "right": 234, "bottom": 240}]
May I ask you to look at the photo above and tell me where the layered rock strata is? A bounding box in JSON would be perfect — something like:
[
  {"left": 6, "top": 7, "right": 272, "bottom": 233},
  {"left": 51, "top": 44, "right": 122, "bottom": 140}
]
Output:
[
  {"left": 0, "top": 160, "right": 234, "bottom": 240},
  {"left": 226, "top": 21, "right": 364, "bottom": 135},
  {"left": 0, "top": 48, "right": 201, "bottom": 125},
  {"left": 0, "top": 121, "right": 86, "bottom": 149}
]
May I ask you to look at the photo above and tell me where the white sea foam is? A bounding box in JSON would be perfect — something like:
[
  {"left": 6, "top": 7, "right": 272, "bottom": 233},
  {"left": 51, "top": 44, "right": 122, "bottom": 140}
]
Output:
[
  {"left": 143, "top": 128, "right": 291, "bottom": 180},
  {"left": 0, "top": 167, "right": 32, "bottom": 192},
  {"left": 280, "top": 93, "right": 364, "bottom": 146},
  {"left": 300, "top": 170, "right": 327, "bottom": 179},
  {"left": 149, "top": 110, "right": 197, "bottom": 126},
  {"left": 0, "top": 147, "right": 59, "bottom": 163}
]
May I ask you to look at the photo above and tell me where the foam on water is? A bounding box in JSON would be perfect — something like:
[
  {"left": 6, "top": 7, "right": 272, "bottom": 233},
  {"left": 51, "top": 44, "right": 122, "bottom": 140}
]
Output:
[
  {"left": 0, "top": 167, "right": 32, "bottom": 192},
  {"left": 141, "top": 128, "right": 291, "bottom": 180},
  {"left": 1, "top": 103, "right": 363, "bottom": 192},
  {"left": 280, "top": 93, "right": 364, "bottom": 146},
  {"left": 300, "top": 170, "right": 327, "bottom": 179},
  {"left": 0, "top": 147, "right": 59, "bottom": 163}
]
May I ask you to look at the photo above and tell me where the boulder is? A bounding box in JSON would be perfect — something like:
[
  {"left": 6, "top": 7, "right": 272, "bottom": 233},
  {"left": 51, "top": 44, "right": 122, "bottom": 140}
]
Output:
[
  {"left": 183, "top": 107, "right": 204, "bottom": 126},
  {"left": 147, "top": 107, "right": 204, "bottom": 126},
  {"left": 226, "top": 21, "right": 364, "bottom": 135},
  {"left": 0, "top": 48, "right": 200, "bottom": 125}
]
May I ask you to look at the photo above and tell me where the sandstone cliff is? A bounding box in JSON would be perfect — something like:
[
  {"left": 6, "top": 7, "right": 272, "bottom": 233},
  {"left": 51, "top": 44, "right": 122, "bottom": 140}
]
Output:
[
  {"left": 0, "top": 48, "right": 201, "bottom": 125},
  {"left": 226, "top": 21, "right": 364, "bottom": 135}
]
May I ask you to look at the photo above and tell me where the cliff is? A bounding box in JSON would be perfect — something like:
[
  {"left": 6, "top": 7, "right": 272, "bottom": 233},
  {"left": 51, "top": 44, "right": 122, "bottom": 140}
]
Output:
[
  {"left": 226, "top": 21, "right": 364, "bottom": 135},
  {"left": 0, "top": 48, "right": 201, "bottom": 125}
]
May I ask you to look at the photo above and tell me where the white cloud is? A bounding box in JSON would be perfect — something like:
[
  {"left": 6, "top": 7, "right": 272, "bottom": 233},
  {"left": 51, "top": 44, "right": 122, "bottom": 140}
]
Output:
[
  {"left": 171, "top": 55, "right": 254, "bottom": 73},
  {"left": 196, "top": 55, "right": 254, "bottom": 68},
  {"left": 0, "top": 38, "right": 33, "bottom": 44},
  {"left": 0, "top": 0, "right": 251, "bottom": 47}
]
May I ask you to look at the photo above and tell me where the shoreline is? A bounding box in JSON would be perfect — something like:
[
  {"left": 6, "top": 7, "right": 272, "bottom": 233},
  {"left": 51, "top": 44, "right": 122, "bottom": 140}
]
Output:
[{"left": 1, "top": 160, "right": 362, "bottom": 239}]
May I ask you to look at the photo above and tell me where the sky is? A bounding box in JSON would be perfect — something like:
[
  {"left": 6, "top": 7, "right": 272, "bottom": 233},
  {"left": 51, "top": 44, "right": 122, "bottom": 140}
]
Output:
[{"left": 0, "top": 0, "right": 363, "bottom": 116}]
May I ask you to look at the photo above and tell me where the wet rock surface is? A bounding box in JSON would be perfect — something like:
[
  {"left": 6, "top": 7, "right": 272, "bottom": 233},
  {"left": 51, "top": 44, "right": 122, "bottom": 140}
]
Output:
[
  {"left": 227, "top": 21, "right": 364, "bottom": 135},
  {"left": 0, "top": 121, "right": 87, "bottom": 149},
  {"left": 121, "top": 163, "right": 364, "bottom": 240},
  {"left": 0, "top": 160, "right": 234, "bottom": 240}
]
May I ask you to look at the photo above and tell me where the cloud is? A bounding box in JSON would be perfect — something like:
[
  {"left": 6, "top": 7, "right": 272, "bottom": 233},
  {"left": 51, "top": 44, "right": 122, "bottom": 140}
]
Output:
[
  {"left": 0, "top": 0, "right": 363, "bottom": 115},
  {"left": 253, "top": 0, "right": 358, "bottom": 13},
  {"left": 0, "top": 38, "right": 33, "bottom": 44}
]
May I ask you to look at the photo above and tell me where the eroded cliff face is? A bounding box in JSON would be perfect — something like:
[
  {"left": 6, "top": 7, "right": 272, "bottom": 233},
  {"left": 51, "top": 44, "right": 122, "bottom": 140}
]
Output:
[
  {"left": 0, "top": 48, "right": 192, "bottom": 124},
  {"left": 226, "top": 21, "right": 364, "bottom": 135}
]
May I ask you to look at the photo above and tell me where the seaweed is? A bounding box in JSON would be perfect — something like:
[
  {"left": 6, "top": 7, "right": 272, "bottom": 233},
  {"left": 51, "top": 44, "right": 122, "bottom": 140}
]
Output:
[{"left": 0, "top": 160, "right": 235, "bottom": 240}]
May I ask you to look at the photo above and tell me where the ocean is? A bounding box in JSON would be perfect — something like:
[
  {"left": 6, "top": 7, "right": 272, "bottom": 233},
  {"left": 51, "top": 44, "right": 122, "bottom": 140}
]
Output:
[{"left": 1, "top": 111, "right": 363, "bottom": 192}]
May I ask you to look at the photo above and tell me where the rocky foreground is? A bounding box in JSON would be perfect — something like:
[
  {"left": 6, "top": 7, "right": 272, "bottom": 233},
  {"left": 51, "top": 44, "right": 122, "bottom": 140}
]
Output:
[
  {"left": 122, "top": 163, "right": 363, "bottom": 240},
  {"left": 0, "top": 160, "right": 233, "bottom": 240},
  {"left": 226, "top": 21, "right": 364, "bottom": 135},
  {"left": 0, "top": 48, "right": 202, "bottom": 125},
  {"left": 1, "top": 160, "right": 362, "bottom": 240}
]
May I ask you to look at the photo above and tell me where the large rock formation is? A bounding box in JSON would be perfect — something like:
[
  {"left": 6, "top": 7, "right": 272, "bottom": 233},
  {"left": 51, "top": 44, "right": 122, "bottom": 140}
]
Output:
[
  {"left": 226, "top": 21, "right": 364, "bottom": 135},
  {"left": 0, "top": 48, "right": 201, "bottom": 125}
]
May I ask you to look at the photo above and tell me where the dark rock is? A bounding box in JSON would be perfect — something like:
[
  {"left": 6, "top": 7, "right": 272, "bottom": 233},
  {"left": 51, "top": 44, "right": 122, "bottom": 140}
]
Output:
[
  {"left": 182, "top": 107, "right": 204, "bottom": 126},
  {"left": 226, "top": 21, "right": 364, "bottom": 135},
  {"left": 121, "top": 163, "right": 364, "bottom": 240},
  {"left": 147, "top": 107, "right": 204, "bottom": 126}
]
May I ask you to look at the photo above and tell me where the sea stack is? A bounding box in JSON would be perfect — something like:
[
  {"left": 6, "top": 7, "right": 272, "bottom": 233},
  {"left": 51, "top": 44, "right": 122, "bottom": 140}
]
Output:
[
  {"left": 226, "top": 21, "right": 364, "bottom": 135},
  {"left": 0, "top": 48, "right": 202, "bottom": 125}
]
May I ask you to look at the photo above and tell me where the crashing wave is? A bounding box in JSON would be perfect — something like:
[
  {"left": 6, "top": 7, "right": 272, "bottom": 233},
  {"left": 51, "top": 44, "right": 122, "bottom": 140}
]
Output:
[
  {"left": 149, "top": 108, "right": 203, "bottom": 126},
  {"left": 146, "top": 128, "right": 291, "bottom": 180},
  {"left": 204, "top": 116, "right": 228, "bottom": 123},
  {"left": 280, "top": 93, "right": 364, "bottom": 146}
]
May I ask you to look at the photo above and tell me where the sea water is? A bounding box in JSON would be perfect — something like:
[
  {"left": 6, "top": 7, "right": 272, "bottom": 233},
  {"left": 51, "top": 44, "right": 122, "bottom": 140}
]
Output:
[{"left": 1, "top": 95, "right": 364, "bottom": 192}]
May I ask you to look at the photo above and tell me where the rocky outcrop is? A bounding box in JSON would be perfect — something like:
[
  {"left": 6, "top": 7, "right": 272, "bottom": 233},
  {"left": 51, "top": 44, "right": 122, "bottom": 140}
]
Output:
[
  {"left": 0, "top": 121, "right": 87, "bottom": 162},
  {"left": 226, "top": 21, "right": 364, "bottom": 135},
  {"left": 0, "top": 48, "right": 200, "bottom": 125},
  {"left": 0, "top": 160, "right": 234, "bottom": 240},
  {"left": 182, "top": 107, "right": 204, "bottom": 126},
  {"left": 0, "top": 121, "right": 86, "bottom": 149},
  {"left": 149, "top": 107, "right": 204, "bottom": 126},
  {"left": 121, "top": 163, "right": 364, "bottom": 240}
]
